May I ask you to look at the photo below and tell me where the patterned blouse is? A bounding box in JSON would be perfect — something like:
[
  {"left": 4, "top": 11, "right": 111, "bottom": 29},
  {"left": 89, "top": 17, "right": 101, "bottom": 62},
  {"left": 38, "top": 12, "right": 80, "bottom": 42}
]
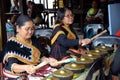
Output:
[{"left": 3, "top": 36, "right": 42, "bottom": 77}]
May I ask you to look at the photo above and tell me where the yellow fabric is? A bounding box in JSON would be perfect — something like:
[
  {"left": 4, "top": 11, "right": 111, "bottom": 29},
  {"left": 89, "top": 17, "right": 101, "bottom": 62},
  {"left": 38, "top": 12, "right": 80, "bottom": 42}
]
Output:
[
  {"left": 51, "top": 24, "right": 76, "bottom": 45},
  {"left": 51, "top": 30, "right": 65, "bottom": 45},
  {"left": 62, "top": 25, "right": 76, "bottom": 39},
  {"left": 53, "top": 24, "right": 61, "bottom": 30}
]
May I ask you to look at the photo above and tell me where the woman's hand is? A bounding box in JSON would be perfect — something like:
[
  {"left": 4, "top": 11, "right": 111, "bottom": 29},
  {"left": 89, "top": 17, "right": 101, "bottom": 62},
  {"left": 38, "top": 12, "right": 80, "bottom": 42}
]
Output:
[
  {"left": 48, "top": 58, "right": 59, "bottom": 67},
  {"left": 80, "top": 38, "right": 91, "bottom": 46},
  {"left": 25, "top": 65, "right": 36, "bottom": 75},
  {"left": 41, "top": 56, "right": 49, "bottom": 64}
]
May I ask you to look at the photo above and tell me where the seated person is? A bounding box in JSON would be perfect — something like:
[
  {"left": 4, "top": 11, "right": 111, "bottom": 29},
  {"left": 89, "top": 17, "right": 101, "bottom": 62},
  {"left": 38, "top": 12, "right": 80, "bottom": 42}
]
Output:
[
  {"left": 27, "top": 2, "right": 44, "bottom": 25},
  {"left": 50, "top": 7, "right": 91, "bottom": 61},
  {"left": 85, "top": 0, "right": 103, "bottom": 24},
  {"left": 3, "top": 15, "right": 58, "bottom": 79},
  {"left": 10, "top": 0, "right": 20, "bottom": 13},
  {"left": 83, "top": 0, "right": 104, "bottom": 38}
]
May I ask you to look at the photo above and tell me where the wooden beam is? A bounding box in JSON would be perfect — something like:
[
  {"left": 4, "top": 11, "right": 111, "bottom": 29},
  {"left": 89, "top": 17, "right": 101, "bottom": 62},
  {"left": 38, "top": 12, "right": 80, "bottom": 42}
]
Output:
[{"left": 0, "top": 6, "right": 2, "bottom": 50}]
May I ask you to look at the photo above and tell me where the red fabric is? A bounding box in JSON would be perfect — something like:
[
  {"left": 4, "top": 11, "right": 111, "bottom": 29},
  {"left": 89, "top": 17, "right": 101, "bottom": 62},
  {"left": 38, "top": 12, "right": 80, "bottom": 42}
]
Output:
[
  {"left": 116, "top": 30, "right": 120, "bottom": 37},
  {"left": 31, "top": 65, "right": 52, "bottom": 77},
  {"left": 113, "top": 75, "right": 118, "bottom": 80}
]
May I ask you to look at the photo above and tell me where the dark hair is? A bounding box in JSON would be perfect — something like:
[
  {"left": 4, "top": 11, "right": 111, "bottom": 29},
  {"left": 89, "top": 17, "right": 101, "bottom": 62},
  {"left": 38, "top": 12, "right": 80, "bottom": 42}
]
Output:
[
  {"left": 92, "top": 0, "right": 100, "bottom": 8},
  {"left": 55, "top": 7, "right": 72, "bottom": 24},
  {"left": 15, "top": 14, "right": 32, "bottom": 27}
]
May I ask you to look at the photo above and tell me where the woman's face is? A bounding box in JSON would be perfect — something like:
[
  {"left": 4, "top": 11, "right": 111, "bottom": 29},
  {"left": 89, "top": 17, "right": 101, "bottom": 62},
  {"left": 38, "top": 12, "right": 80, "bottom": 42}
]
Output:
[
  {"left": 62, "top": 9, "right": 74, "bottom": 26},
  {"left": 92, "top": 1, "right": 98, "bottom": 8},
  {"left": 17, "top": 21, "right": 35, "bottom": 40}
]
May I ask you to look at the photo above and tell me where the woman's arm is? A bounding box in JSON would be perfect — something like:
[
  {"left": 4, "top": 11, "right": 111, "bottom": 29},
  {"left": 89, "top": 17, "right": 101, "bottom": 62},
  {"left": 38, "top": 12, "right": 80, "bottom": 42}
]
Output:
[
  {"left": 57, "top": 34, "right": 79, "bottom": 47},
  {"left": 57, "top": 34, "right": 91, "bottom": 47},
  {"left": 6, "top": 58, "right": 36, "bottom": 75},
  {"left": 12, "top": 63, "right": 36, "bottom": 74}
]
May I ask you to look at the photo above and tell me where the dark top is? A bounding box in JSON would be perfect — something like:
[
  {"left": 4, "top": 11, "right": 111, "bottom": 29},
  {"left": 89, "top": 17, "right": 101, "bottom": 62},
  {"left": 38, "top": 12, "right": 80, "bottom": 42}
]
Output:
[{"left": 50, "top": 24, "right": 79, "bottom": 60}]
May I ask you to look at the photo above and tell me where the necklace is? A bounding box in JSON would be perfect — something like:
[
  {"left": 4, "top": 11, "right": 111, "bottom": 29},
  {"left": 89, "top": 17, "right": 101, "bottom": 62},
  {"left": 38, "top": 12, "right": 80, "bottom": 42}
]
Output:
[{"left": 16, "top": 34, "right": 32, "bottom": 44}]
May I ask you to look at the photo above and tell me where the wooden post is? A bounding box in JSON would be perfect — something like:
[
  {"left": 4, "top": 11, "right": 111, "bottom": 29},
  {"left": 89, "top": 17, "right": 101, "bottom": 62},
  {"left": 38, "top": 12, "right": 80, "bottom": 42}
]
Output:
[{"left": 0, "top": 0, "right": 7, "bottom": 50}]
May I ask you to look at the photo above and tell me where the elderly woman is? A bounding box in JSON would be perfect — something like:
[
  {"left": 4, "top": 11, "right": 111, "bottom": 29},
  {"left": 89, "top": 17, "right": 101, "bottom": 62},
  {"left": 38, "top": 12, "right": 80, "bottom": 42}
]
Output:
[
  {"left": 3, "top": 15, "right": 58, "bottom": 79},
  {"left": 50, "top": 7, "right": 91, "bottom": 60}
]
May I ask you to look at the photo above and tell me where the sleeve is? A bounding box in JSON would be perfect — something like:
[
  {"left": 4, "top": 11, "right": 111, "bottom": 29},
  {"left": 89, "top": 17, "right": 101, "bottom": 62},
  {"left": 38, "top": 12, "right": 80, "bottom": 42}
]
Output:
[
  {"left": 86, "top": 8, "right": 91, "bottom": 17},
  {"left": 4, "top": 57, "right": 19, "bottom": 72},
  {"left": 57, "top": 34, "right": 79, "bottom": 47},
  {"left": 110, "top": 46, "right": 120, "bottom": 75},
  {"left": 95, "top": 9, "right": 104, "bottom": 20}
]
